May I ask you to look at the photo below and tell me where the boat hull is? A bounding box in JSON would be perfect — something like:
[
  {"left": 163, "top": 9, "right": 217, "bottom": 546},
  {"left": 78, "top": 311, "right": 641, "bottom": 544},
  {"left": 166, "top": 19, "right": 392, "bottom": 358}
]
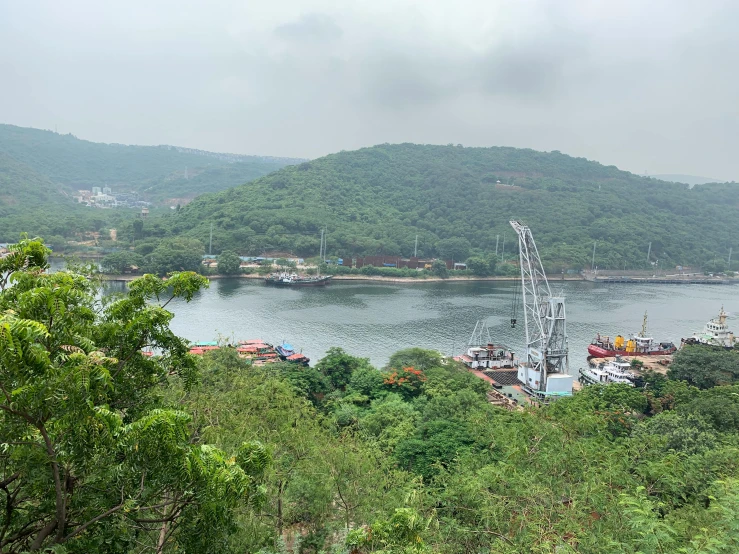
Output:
[
  {"left": 587, "top": 344, "right": 676, "bottom": 358},
  {"left": 264, "top": 276, "right": 332, "bottom": 287}
]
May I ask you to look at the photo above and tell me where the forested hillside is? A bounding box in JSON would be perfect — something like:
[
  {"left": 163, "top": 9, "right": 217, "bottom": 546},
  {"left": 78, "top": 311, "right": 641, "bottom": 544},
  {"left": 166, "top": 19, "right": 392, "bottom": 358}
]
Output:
[
  {"left": 0, "top": 151, "right": 118, "bottom": 243},
  {"left": 3, "top": 237, "right": 739, "bottom": 552},
  {"left": 150, "top": 144, "right": 738, "bottom": 271},
  {"left": 0, "top": 124, "right": 301, "bottom": 193},
  {"left": 0, "top": 124, "right": 301, "bottom": 241}
]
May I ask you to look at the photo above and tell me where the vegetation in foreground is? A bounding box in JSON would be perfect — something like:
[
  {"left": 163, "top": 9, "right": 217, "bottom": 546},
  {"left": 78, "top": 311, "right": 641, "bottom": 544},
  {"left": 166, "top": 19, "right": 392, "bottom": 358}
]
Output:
[{"left": 2, "top": 237, "right": 739, "bottom": 553}]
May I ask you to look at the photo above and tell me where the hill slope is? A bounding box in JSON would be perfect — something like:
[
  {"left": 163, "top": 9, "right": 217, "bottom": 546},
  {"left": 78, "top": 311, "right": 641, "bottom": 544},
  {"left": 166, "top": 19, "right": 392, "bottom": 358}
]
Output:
[
  {"left": 0, "top": 124, "right": 303, "bottom": 241},
  {"left": 0, "top": 151, "right": 106, "bottom": 242},
  {"left": 155, "top": 144, "right": 738, "bottom": 270},
  {"left": 0, "top": 124, "right": 302, "bottom": 199}
]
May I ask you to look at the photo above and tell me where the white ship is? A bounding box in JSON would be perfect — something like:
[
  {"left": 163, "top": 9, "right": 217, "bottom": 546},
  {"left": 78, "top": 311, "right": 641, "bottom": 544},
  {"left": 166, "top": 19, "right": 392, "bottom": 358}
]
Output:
[
  {"left": 682, "top": 307, "right": 737, "bottom": 348},
  {"left": 579, "top": 358, "right": 636, "bottom": 387}
]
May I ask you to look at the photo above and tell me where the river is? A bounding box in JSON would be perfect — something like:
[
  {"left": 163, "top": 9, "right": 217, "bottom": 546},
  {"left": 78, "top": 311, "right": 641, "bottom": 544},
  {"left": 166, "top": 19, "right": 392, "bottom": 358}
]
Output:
[{"left": 123, "top": 278, "right": 738, "bottom": 372}]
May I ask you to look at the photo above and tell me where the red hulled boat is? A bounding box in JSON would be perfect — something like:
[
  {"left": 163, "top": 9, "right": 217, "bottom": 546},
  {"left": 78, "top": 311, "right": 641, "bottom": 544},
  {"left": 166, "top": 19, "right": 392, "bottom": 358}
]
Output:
[{"left": 587, "top": 312, "right": 677, "bottom": 358}]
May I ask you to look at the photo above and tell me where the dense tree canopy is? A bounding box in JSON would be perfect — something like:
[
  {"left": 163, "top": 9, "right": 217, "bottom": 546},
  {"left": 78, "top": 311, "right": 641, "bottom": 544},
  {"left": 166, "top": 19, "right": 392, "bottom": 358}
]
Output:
[
  {"left": 138, "top": 144, "right": 738, "bottom": 271},
  {"left": 3, "top": 235, "right": 739, "bottom": 553},
  {"left": 217, "top": 250, "right": 242, "bottom": 275},
  {"left": 0, "top": 238, "right": 267, "bottom": 552}
]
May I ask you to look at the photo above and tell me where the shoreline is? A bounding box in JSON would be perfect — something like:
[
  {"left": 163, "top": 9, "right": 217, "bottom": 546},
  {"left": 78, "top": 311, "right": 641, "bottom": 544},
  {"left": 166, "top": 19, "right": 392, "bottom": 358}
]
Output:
[{"left": 101, "top": 273, "right": 586, "bottom": 284}]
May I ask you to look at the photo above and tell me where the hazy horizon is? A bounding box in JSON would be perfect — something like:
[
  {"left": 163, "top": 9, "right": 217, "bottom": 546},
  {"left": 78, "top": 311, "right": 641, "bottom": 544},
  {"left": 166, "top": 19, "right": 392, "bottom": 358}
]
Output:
[{"left": 2, "top": 0, "right": 738, "bottom": 181}]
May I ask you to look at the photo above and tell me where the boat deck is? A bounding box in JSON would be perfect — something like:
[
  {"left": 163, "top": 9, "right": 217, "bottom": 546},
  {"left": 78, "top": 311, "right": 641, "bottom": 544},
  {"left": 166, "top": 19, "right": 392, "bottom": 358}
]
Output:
[{"left": 590, "top": 355, "right": 672, "bottom": 375}]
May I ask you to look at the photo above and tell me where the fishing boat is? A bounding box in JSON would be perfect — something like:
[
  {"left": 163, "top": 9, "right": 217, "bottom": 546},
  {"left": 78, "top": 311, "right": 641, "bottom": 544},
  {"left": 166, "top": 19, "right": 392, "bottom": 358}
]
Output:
[
  {"left": 276, "top": 342, "right": 310, "bottom": 365},
  {"left": 264, "top": 272, "right": 332, "bottom": 287},
  {"left": 681, "top": 306, "right": 737, "bottom": 348},
  {"left": 587, "top": 312, "right": 676, "bottom": 358},
  {"left": 579, "top": 357, "right": 636, "bottom": 386}
]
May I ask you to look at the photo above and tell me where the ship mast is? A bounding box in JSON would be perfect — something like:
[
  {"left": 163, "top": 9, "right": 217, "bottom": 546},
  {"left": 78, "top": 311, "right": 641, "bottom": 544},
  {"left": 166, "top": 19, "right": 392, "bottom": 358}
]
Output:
[
  {"left": 639, "top": 311, "right": 648, "bottom": 338},
  {"left": 510, "top": 221, "right": 569, "bottom": 394}
]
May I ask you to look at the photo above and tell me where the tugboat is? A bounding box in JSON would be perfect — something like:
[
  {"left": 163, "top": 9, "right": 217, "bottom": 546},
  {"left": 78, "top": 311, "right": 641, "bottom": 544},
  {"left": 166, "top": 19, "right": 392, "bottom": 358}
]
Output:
[
  {"left": 588, "top": 312, "right": 676, "bottom": 358},
  {"left": 681, "top": 306, "right": 737, "bottom": 349},
  {"left": 264, "top": 272, "right": 332, "bottom": 287},
  {"left": 579, "top": 357, "right": 636, "bottom": 386}
]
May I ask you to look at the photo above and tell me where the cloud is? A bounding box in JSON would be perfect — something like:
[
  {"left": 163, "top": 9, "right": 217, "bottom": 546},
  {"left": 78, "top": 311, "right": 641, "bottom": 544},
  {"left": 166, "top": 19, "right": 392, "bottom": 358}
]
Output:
[
  {"left": 274, "top": 13, "right": 342, "bottom": 43},
  {"left": 0, "top": 0, "right": 738, "bottom": 180}
]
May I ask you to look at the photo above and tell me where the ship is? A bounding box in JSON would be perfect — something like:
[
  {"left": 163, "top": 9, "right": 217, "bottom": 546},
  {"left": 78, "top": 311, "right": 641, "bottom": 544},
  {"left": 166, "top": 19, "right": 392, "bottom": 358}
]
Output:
[
  {"left": 454, "top": 320, "right": 518, "bottom": 370},
  {"left": 188, "top": 339, "right": 310, "bottom": 366},
  {"left": 275, "top": 342, "right": 310, "bottom": 365},
  {"left": 264, "top": 272, "right": 332, "bottom": 287},
  {"left": 587, "top": 312, "right": 677, "bottom": 358},
  {"left": 681, "top": 306, "right": 737, "bottom": 349},
  {"left": 579, "top": 357, "right": 636, "bottom": 387}
]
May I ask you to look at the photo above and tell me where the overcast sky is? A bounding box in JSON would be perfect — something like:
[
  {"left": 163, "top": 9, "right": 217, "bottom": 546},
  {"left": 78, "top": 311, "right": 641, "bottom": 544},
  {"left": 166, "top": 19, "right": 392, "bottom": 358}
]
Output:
[{"left": 1, "top": 0, "right": 738, "bottom": 180}]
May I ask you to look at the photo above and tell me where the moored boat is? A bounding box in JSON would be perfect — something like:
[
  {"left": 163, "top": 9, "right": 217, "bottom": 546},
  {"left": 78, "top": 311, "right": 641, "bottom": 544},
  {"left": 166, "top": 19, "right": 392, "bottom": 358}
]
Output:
[
  {"left": 588, "top": 312, "right": 676, "bottom": 358},
  {"left": 276, "top": 342, "right": 310, "bottom": 365},
  {"left": 264, "top": 272, "right": 332, "bottom": 287},
  {"left": 681, "top": 306, "right": 737, "bottom": 349},
  {"left": 454, "top": 320, "right": 518, "bottom": 370},
  {"left": 579, "top": 357, "right": 636, "bottom": 386}
]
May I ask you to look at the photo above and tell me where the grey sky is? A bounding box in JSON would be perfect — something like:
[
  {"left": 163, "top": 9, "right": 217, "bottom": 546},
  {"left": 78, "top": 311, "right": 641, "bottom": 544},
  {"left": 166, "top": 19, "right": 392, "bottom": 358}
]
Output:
[{"left": 1, "top": 0, "right": 738, "bottom": 180}]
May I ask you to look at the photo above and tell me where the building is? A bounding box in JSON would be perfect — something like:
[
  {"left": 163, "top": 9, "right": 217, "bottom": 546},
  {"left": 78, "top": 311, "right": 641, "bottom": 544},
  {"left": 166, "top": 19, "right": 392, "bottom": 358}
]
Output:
[
  {"left": 103, "top": 186, "right": 112, "bottom": 195},
  {"left": 92, "top": 187, "right": 102, "bottom": 196}
]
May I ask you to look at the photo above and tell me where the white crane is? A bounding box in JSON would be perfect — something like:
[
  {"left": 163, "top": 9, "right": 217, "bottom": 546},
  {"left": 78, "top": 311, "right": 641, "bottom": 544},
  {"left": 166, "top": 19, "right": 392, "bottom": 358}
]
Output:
[{"left": 509, "top": 221, "right": 573, "bottom": 399}]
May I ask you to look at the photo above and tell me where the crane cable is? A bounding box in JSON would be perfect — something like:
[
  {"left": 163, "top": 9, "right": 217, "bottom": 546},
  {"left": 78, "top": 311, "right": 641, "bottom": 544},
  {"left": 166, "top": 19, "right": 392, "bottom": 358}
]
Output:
[{"left": 511, "top": 273, "right": 521, "bottom": 328}]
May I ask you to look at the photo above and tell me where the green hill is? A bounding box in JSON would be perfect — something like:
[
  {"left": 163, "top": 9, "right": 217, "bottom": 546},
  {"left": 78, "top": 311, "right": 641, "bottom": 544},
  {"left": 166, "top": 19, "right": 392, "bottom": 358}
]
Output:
[
  {"left": 149, "top": 143, "right": 738, "bottom": 270},
  {"left": 0, "top": 151, "right": 92, "bottom": 242},
  {"left": 0, "top": 124, "right": 303, "bottom": 241},
  {"left": 0, "top": 124, "right": 302, "bottom": 200}
]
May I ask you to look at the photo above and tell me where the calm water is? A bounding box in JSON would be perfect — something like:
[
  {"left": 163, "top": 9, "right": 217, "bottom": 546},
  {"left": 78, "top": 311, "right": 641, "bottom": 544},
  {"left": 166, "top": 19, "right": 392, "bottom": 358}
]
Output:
[{"left": 139, "top": 278, "right": 738, "bottom": 372}]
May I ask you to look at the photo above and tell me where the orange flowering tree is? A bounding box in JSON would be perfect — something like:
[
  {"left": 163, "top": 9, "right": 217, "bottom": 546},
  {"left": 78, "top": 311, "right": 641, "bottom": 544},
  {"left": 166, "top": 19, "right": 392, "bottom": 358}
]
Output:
[{"left": 383, "top": 366, "right": 427, "bottom": 399}]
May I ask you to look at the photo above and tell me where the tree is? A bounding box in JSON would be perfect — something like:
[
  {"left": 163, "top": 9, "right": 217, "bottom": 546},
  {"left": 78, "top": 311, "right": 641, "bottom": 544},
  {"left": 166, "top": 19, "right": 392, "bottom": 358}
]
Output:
[
  {"left": 133, "top": 218, "right": 144, "bottom": 240},
  {"left": 144, "top": 237, "right": 205, "bottom": 276},
  {"left": 668, "top": 345, "right": 739, "bottom": 388},
  {"left": 436, "top": 237, "right": 471, "bottom": 262},
  {"left": 100, "top": 250, "right": 145, "bottom": 274},
  {"left": 316, "top": 347, "right": 373, "bottom": 390},
  {"left": 431, "top": 259, "right": 448, "bottom": 278},
  {"left": 387, "top": 348, "right": 442, "bottom": 372},
  {"left": 0, "top": 237, "right": 267, "bottom": 552},
  {"left": 466, "top": 256, "right": 496, "bottom": 276},
  {"left": 217, "top": 250, "right": 242, "bottom": 275}
]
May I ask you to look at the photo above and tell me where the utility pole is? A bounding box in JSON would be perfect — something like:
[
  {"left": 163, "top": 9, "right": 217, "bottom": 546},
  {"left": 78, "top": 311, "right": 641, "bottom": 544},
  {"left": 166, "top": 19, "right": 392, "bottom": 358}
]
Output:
[
  {"left": 647, "top": 241, "right": 652, "bottom": 263},
  {"left": 495, "top": 235, "right": 499, "bottom": 257},
  {"left": 591, "top": 241, "right": 597, "bottom": 272},
  {"left": 209, "top": 222, "right": 213, "bottom": 256},
  {"left": 500, "top": 233, "right": 506, "bottom": 263},
  {"left": 729, "top": 247, "right": 733, "bottom": 269},
  {"left": 319, "top": 229, "right": 324, "bottom": 261},
  {"left": 414, "top": 234, "right": 418, "bottom": 258}
]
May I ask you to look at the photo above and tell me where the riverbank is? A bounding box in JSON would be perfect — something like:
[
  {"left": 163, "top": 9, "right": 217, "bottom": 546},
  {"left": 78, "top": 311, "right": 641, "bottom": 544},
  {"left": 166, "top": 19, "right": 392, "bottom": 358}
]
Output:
[{"left": 101, "top": 273, "right": 587, "bottom": 283}]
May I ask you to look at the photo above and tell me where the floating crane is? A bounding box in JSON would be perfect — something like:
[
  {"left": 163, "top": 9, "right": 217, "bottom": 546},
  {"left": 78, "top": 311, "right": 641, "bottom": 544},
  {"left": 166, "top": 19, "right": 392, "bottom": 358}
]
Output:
[{"left": 509, "top": 221, "right": 574, "bottom": 399}]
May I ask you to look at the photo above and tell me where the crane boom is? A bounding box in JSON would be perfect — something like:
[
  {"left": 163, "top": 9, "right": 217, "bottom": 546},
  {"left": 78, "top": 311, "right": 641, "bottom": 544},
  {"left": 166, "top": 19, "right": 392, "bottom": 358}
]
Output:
[{"left": 510, "top": 221, "right": 571, "bottom": 397}]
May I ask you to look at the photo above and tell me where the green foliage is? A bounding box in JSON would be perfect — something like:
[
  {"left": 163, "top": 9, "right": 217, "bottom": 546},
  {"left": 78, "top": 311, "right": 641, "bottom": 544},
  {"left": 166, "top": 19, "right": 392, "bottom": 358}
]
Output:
[
  {"left": 217, "top": 249, "right": 242, "bottom": 275},
  {"left": 316, "top": 347, "right": 373, "bottom": 390},
  {"left": 143, "top": 236, "right": 205, "bottom": 275},
  {"left": 465, "top": 255, "right": 496, "bottom": 276},
  {"left": 0, "top": 237, "right": 269, "bottom": 552},
  {"left": 430, "top": 260, "right": 448, "bottom": 278},
  {"left": 100, "top": 250, "right": 145, "bottom": 273},
  {"left": 146, "top": 144, "right": 738, "bottom": 269},
  {"left": 386, "top": 348, "right": 443, "bottom": 371},
  {"left": 669, "top": 345, "right": 739, "bottom": 388}
]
